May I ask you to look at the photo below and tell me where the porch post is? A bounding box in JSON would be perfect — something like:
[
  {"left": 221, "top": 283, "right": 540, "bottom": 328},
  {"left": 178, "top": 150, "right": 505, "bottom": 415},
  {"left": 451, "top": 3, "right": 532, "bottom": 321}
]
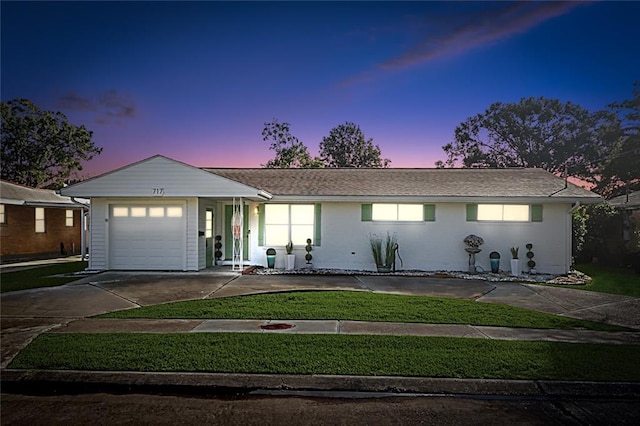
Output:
[{"left": 232, "top": 197, "right": 243, "bottom": 271}]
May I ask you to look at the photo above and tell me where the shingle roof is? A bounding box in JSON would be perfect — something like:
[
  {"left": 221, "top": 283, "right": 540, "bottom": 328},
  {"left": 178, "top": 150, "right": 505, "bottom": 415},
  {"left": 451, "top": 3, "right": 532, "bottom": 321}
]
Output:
[
  {"left": 608, "top": 191, "right": 640, "bottom": 209},
  {"left": 0, "top": 180, "right": 78, "bottom": 206},
  {"left": 203, "top": 167, "right": 600, "bottom": 200}
]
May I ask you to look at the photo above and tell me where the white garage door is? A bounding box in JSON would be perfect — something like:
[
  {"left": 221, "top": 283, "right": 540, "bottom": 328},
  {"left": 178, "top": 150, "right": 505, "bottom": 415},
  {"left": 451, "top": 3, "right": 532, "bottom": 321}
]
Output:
[{"left": 109, "top": 204, "right": 186, "bottom": 270}]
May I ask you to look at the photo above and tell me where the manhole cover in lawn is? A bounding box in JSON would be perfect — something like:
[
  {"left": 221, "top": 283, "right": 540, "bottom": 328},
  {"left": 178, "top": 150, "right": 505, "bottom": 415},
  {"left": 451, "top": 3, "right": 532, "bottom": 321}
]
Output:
[{"left": 261, "top": 323, "right": 295, "bottom": 330}]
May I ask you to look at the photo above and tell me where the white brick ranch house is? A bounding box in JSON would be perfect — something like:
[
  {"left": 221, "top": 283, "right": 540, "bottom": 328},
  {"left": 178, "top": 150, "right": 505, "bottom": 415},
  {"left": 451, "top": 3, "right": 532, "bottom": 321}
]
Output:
[{"left": 60, "top": 155, "right": 601, "bottom": 274}]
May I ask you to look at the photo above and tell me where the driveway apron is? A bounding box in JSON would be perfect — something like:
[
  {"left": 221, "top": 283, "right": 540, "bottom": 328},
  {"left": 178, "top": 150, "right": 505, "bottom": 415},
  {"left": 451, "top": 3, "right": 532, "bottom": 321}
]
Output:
[
  {"left": 356, "top": 276, "right": 494, "bottom": 299},
  {"left": 0, "top": 271, "right": 237, "bottom": 368},
  {"left": 0, "top": 284, "right": 136, "bottom": 368},
  {"left": 207, "top": 275, "right": 366, "bottom": 298},
  {"left": 85, "top": 273, "right": 238, "bottom": 306}
]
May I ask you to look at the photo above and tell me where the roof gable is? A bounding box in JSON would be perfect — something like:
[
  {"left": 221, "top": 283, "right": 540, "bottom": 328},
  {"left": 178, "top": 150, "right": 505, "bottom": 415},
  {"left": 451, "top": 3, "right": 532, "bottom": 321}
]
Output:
[{"left": 61, "top": 155, "right": 266, "bottom": 198}]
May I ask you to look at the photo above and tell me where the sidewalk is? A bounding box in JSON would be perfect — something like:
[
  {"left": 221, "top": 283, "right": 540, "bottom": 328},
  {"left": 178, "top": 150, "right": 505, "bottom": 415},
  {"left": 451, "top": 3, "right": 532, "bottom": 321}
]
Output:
[
  {"left": 0, "top": 255, "right": 84, "bottom": 273},
  {"left": 52, "top": 317, "right": 640, "bottom": 345}
]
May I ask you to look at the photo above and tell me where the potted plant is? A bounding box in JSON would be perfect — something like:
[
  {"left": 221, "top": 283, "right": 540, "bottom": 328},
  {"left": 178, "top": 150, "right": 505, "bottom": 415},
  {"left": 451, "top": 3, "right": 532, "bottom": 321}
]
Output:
[
  {"left": 369, "top": 232, "right": 397, "bottom": 273},
  {"left": 489, "top": 251, "right": 500, "bottom": 273},
  {"left": 526, "top": 243, "right": 536, "bottom": 274},
  {"left": 285, "top": 241, "right": 295, "bottom": 270},
  {"left": 510, "top": 246, "right": 520, "bottom": 276},
  {"left": 214, "top": 235, "right": 223, "bottom": 266},
  {"left": 305, "top": 238, "right": 313, "bottom": 269},
  {"left": 266, "top": 248, "right": 276, "bottom": 270},
  {"left": 463, "top": 234, "right": 484, "bottom": 274}
]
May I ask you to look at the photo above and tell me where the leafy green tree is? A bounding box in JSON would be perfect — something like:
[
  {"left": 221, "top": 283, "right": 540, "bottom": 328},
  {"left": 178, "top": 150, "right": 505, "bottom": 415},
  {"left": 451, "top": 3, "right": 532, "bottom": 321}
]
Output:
[
  {"left": 595, "top": 83, "right": 640, "bottom": 198},
  {"left": 572, "top": 202, "right": 620, "bottom": 264},
  {"left": 319, "top": 122, "right": 390, "bottom": 168},
  {"left": 442, "top": 97, "right": 618, "bottom": 182},
  {"left": 261, "top": 119, "right": 323, "bottom": 168},
  {"left": 1, "top": 99, "right": 102, "bottom": 188}
]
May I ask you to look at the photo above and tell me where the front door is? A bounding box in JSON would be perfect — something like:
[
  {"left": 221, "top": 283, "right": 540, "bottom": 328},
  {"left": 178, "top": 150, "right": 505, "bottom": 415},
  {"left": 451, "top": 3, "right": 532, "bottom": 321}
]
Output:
[{"left": 205, "top": 208, "right": 214, "bottom": 267}]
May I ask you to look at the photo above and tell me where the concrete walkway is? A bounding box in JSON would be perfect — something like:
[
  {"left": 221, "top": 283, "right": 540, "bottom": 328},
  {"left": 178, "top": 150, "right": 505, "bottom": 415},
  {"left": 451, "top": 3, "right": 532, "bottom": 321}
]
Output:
[{"left": 53, "top": 318, "right": 640, "bottom": 345}]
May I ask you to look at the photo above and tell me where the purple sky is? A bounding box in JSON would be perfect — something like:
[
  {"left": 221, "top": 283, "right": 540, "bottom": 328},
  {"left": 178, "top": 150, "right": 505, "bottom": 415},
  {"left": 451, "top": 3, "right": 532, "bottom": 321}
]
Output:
[{"left": 2, "top": 1, "right": 639, "bottom": 177}]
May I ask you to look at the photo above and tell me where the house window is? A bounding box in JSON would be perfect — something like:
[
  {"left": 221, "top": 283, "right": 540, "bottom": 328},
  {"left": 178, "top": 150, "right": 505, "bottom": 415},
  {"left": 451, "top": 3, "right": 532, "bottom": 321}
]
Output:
[
  {"left": 149, "top": 207, "right": 165, "bottom": 217},
  {"left": 167, "top": 207, "right": 183, "bottom": 217},
  {"left": 66, "top": 210, "right": 74, "bottom": 227},
  {"left": 35, "top": 207, "right": 45, "bottom": 233},
  {"left": 0, "top": 204, "right": 5, "bottom": 224},
  {"left": 362, "top": 204, "right": 435, "bottom": 222},
  {"left": 264, "top": 204, "right": 314, "bottom": 246},
  {"left": 477, "top": 204, "right": 530, "bottom": 222},
  {"left": 372, "top": 204, "right": 423, "bottom": 221},
  {"left": 205, "top": 210, "right": 213, "bottom": 238},
  {"left": 113, "top": 207, "right": 129, "bottom": 217},
  {"left": 130, "top": 207, "right": 147, "bottom": 217}
]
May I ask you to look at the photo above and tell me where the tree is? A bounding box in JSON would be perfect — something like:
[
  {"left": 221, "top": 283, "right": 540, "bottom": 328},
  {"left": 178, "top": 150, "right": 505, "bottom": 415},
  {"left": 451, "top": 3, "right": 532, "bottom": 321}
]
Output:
[
  {"left": 319, "top": 122, "right": 390, "bottom": 168},
  {"left": 1, "top": 99, "right": 102, "bottom": 188},
  {"left": 594, "top": 83, "right": 640, "bottom": 198},
  {"left": 441, "top": 97, "right": 618, "bottom": 182},
  {"left": 261, "top": 119, "right": 323, "bottom": 168},
  {"left": 572, "top": 202, "right": 620, "bottom": 264}
]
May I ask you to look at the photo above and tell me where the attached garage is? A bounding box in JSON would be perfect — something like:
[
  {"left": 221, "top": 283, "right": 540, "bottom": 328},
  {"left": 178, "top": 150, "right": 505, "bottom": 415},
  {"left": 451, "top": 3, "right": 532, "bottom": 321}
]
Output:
[
  {"left": 108, "top": 204, "right": 186, "bottom": 270},
  {"left": 60, "top": 156, "right": 270, "bottom": 271}
]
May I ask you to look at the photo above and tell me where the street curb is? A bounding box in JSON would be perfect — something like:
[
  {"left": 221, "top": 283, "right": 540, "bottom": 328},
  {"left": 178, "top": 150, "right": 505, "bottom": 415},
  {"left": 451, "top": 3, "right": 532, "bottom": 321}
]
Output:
[{"left": 2, "top": 369, "right": 639, "bottom": 398}]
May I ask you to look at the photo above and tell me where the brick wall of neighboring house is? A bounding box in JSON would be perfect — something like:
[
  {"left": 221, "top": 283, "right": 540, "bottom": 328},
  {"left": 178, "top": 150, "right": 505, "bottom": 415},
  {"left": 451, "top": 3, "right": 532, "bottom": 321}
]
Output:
[{"left": 0, "top": 204, "right": 83, "bottom": 259}]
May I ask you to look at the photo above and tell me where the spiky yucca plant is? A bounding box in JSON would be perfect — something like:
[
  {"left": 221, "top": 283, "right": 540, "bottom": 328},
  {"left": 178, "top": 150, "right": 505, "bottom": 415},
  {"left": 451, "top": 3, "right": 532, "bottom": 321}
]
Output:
[{"left": 369, "top": 232, "right": 397, "bottom": 267}]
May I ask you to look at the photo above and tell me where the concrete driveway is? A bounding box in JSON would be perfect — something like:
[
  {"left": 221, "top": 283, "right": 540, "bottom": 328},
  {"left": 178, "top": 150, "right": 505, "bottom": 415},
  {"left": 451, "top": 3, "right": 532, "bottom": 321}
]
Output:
[{"left": 2, "top": 269, "right": 639, "bottom": 368}]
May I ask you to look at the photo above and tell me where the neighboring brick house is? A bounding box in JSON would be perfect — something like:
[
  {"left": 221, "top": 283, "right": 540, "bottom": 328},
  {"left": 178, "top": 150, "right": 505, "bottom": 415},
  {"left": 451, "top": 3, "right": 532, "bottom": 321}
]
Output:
[{"left": 0, "top": 180, "right": 88, "bottom": 262}]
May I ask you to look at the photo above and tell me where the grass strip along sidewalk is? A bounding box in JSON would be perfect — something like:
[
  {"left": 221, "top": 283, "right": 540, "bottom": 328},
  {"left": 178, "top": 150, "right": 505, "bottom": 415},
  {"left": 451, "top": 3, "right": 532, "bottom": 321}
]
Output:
[
  {"left": 10, "top": 333, "right": 640, "bottom": 382},
  {"left": 99, "top": 291, "right": 627, "bottom": 331}
]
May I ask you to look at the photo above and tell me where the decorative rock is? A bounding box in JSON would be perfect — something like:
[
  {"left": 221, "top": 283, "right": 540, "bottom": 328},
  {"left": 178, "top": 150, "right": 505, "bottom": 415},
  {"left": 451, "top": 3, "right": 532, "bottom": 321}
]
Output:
[{"left": 248, "top": 266, "right": 590, "bottom": 285}]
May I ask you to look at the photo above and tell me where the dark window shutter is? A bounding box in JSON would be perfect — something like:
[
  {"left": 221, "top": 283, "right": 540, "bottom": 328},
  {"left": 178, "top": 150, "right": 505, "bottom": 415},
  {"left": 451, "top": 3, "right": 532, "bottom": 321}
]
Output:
[
  {"left": 314, "top": 203, "right": 321, "bottom": 246},
  {"left": 466, "top": 204, "right": 478, "bottom": 221},
  {"left": 531, "top": 204, "right": 543, "bottom": 222},
  {"left": 361, "top": 204, "right": 372, "bottom": 221},
  {"left": 423, "top": 204, "right": 436, "bottom": 221}
]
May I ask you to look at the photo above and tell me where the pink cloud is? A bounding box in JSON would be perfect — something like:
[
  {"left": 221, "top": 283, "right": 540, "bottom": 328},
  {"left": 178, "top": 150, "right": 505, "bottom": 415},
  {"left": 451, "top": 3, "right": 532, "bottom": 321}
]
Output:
[{"left": 340, "top": 1, "right": 587, "bottom": 87}]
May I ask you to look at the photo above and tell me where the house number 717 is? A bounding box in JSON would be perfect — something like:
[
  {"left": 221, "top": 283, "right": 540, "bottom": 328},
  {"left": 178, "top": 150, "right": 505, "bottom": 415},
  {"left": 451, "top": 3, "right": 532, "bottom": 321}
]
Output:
[{"left": 152, "top": 188, "right": 165, "bottom": 196}]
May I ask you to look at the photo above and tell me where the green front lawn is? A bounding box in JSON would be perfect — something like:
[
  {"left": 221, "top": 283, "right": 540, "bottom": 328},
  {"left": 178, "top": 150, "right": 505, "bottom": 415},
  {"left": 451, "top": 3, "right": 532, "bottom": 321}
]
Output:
[
  {"left": 99, "top": 291, "right": 625, "bottom": 331},
  {"left": 575, "top": 263, "right": 640, "bottom": 297},
  {"left": 0, "top": 261, "right": 88, "bottom": 293},
  {"left": 10, "top": 333, "right": 640, "bottom": 382}
]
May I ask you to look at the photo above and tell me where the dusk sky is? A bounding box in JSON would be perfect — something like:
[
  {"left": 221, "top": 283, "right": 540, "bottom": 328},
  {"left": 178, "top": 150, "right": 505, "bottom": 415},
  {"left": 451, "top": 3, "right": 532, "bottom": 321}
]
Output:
[{"left": 2, "top": 1, "right": 639, "bottom": 177}]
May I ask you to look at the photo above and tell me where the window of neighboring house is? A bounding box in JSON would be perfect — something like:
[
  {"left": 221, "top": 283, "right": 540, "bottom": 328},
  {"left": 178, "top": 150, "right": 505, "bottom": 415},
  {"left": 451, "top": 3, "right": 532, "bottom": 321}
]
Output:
[
  {"left": 264, "top": 204, "right": 314, "bottom": 246},
  {"left": 372, "top": 204, "right": 424, "bottom": 221},
  {"left": 0, "top": 204, "right": 5, "bottom": 224},
  {"left": 66, "top": 209, "right": 74, "bottom": 227},
  {"left": 477, "top": 204, "right": 530, "bottom": 222},
  {"left": 35, "top": 207, "right": 45, "bottom": 233}
]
